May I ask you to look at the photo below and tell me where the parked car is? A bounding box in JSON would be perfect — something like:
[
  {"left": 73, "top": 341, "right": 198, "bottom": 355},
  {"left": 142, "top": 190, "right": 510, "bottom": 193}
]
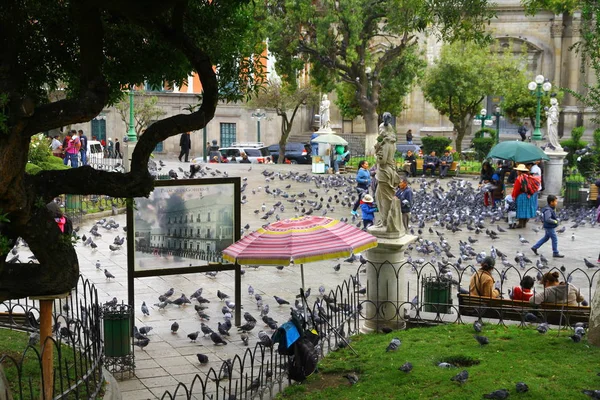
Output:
[
  {"left": 267, "top": 142, "right": 312, "bottom": 164},
  {"left": 396, "top": 144, "right": 421, "bottom": 157},
  {"left": 220, "top": 142, "right": 270, "bottom": 163}
]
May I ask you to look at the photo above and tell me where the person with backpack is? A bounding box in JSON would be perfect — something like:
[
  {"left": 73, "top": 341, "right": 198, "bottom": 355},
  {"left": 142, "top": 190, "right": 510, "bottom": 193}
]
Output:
[
  {"left": 64, "top": 131, "right": 80, "bottom": 167},
  {"left": 511, "top": 163, "right": 539, "bottom": 229},
  {"left": 78, "top": 129, "right": 88, "bottom": 166},
  {"left": 531, "top": 195, "right": 564, "bottom": 258}
]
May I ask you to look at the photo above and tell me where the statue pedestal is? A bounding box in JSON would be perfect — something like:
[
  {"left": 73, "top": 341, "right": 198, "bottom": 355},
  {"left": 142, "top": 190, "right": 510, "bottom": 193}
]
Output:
[
  {"left": 543, "top": 149, "right": 567, "bottom": 198},
  {"left": 361, "top": 232, "right": 418, "bottom": 333},
  {"left": 122, "top": 141, "right": 137, "bottom": 173}
]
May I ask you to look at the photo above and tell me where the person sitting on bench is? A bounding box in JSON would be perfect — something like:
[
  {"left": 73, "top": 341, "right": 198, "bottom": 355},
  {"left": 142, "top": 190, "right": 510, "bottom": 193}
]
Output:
[
  {"left": 438, "top": 150, "right": 453, "bottom": 178},
  {"left": 423, "top": 151, "right": 439, "bottom": 176}
]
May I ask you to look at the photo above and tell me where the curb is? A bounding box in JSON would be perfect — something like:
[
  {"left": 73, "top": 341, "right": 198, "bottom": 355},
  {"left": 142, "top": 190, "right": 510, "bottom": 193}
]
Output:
[{"left": 101, "top": 368, "right": 122, "bottom": 400}]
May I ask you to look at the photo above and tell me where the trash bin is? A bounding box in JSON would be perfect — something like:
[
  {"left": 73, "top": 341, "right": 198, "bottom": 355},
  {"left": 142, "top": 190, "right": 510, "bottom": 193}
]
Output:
[
  {"left": 423, "top": 277, "right": 452, "bottom": 314},
  {"left": 564, "top": 182, "right": 581, "bottom": 205},
  {"left": 65, "top": 194, "right": 81, "bottom": 211},
  {"left": 102, "top": 303, "right": 132, "bottom": 357}
]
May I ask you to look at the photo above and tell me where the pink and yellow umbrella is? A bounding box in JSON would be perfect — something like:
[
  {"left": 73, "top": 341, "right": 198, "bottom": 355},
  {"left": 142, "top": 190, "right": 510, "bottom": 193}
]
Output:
[{"left": 223, "top": 216, "right": 378, "bottom": 289}]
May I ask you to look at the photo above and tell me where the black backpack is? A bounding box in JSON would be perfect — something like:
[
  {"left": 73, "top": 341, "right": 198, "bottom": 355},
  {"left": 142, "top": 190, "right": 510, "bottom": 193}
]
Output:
[
  {"left": 63, "top": 217, "right": 73, "bottom": 236},
  {"left": 288, "top": 336, "right": 319, "bottom": 382}
]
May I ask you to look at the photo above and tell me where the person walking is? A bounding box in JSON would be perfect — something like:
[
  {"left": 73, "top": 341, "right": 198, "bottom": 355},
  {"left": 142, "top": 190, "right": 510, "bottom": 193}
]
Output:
[
  {"left": 406, "top": 129, "right": 413, "bottom": 144},
  {"left": 78, "top": 130, "right": 88, "bottom": 165},
  {"left": 395, "top": 177, "right": 413, "bottom": 232},
  {"left": 531, "top": 195, "right": 564, "bottom": 258},
  {"left": 518, "top": 122, "right": 528, "bottom": 141},
  {"left": 114, "top": 138, "right": 122, "bottom": 159},
  {"left": 179, "top": 131, "right": 191, "bottom": 162},
  {"left": 351, "top": 160, "right": 371, "bottom": 216}
]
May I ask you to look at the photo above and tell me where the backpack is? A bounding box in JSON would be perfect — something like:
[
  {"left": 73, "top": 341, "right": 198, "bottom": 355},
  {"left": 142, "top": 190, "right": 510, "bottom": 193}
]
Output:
[
  {"left": 287, "top": 336, "right": 319, "bottom": 382},
  {"left": 521, "top": 175, "right": 539, "bottom": 196},
  {"left": 344, "top": 152, "right": 351, "bottom": 163},
  {"left": 63, "top": 217, "right": 73, "bottom": 236}
]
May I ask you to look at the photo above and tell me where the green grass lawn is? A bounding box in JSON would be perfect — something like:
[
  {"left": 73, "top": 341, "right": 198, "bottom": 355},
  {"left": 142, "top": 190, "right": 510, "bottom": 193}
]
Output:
[
  {"left": 277, "top": 324, "right": 600, "bottom": 399},
  {"left": 0, "top": 329, "right": 103, "bottom": 399}
]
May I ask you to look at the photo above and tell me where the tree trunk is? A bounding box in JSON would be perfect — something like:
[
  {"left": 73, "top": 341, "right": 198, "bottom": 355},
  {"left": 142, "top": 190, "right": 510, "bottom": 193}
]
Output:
[{"left": 589, "top": 280, "right": 600, "bottom": 346}]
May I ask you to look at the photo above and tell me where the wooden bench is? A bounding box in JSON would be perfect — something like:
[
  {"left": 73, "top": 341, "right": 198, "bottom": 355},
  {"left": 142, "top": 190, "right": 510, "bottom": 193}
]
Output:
[
  {"left": 590, "top": 184, "right": 598, "bottom": 205},
  {"left": 408, "top": 159, "right": 460, "bottom": 177},
  {"left": 458, "top": 294, "right": 590, "bottom": 325},
  {"left": 0, "top": 311, "right": 30, "bottom": 327}
]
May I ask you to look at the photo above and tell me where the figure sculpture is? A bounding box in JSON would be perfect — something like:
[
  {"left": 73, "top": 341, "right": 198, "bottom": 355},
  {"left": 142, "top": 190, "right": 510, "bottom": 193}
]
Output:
[
  {"left": 546, "top": 97, "right": 562, "bottom": 151},
  {"left": 319, "top": 94, "right": 330, "bottom": 130},
  {"left": 374, "top": 112, "right": 402, "bottom": 232}
]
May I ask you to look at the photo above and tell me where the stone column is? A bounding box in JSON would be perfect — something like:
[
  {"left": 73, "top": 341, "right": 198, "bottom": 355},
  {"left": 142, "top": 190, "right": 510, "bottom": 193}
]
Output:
[
  {"left": 551, "top": 15, "right": 564, "bottom": 87},
  {"left": 122, "top": 141, "right": 137, "bottom": 173},
  {"left": 361, "top": 231, "right": 418, "bottom": 333},
  {"left": 542, "top": 150, "right": 567, "bottom": 198}
]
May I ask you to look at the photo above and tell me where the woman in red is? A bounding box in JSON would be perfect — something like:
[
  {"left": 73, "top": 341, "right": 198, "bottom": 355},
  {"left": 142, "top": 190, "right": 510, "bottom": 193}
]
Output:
[
  {"left": 511, "top": 164, "right": 537, "bottom": 228},
  {"left": 512, "top": 275, "right": 534, "bottom": 301}
]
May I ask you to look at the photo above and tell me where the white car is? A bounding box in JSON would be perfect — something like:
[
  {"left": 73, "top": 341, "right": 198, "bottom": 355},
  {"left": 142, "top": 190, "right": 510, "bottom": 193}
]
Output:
[{"left": 192, "top": 142, "right": 270, "bottom": 164}]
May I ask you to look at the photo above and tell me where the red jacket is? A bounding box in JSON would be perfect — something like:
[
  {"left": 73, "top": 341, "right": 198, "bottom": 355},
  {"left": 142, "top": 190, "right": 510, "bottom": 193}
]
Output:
[{"left": 512, "top": 286, "right": 533, "bottom": 301}]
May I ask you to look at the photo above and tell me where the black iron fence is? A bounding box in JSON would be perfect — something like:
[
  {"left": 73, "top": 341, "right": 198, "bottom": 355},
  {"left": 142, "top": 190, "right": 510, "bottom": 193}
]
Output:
[
  {"left": 55, "top": 194, "right": 127, "bottom": 226},
  {"left": 159, "top": 258, "right": 598, "bottom": 399},
  {"left": 0, "top": 275, "right": 104, "bottom": 399}
]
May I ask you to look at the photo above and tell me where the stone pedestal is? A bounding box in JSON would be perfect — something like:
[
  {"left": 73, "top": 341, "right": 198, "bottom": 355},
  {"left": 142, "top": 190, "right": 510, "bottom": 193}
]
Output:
[
  {"left": 361, "top": 232, "right": 418, "bottom": 333},
  {"left": 122, "top": 141, "right": 137, "bottom": 173},
  {"left": 543, "top": 150, "right": 567, "bottom": 198}
]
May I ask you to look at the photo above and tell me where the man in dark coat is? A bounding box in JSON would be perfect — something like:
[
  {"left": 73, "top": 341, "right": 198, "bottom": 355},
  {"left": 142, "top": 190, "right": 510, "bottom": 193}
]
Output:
[{"left": 179, "top": 131, "right": 192, "bottom": 162}]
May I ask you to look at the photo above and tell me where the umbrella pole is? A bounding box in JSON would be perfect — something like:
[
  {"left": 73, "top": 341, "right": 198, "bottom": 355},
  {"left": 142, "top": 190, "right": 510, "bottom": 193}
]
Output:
[{"left": 301, "top": 263, "right": 308, "bottom": 321}]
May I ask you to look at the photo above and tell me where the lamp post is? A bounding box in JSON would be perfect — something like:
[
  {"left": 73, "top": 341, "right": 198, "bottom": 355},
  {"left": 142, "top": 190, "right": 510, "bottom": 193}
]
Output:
[
  {"left": 126, "top": 86, "right": 137, "bottom": 143},
  {"left": 528, "top": 75, "right": 552, "bottom": 141},
  {"left": 251, "top": 109, "right": 266, "bottom": 143},
  {"left": 494, "top": 106, "right": 501, "bottom": 145},
  {"left": 475, "top": 108, "right": 493, "bottom": 135}
]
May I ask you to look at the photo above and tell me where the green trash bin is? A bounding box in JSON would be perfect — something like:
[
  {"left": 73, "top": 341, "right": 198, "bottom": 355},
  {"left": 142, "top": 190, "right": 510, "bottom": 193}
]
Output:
[
  {"left": 564, "top": 181, "right": 581, "bottom": 205},
  {"left": 65, "top": 194, "right": 81, "bottom": 211},
  {"left": 423, "top": 277, "right": 452, "bottom": 314},
  {"left": 103, "top": 304, "right": 132, "bottom": 357}
]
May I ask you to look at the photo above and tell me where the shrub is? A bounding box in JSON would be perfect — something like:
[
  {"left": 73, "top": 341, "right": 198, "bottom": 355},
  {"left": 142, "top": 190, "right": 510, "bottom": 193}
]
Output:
[
  {"left": 25, "top": 163, "right": 42, "bottom": 175},
  {"left": 474, "top": 127, "right": 496, "bottom": 140},
  {"left": 560, "top": 138, "right": 587, "bottom": 168},
  {"left": 47, "top": 156, "right": 64, "bottom": 165},
  {"left": 421, "top": 136, "right": 451, "bottom": 156},
  {"left": 471, "top": 137, "right": 495, "bottom": 161},
  {"left": 28, "top": 133, "right": 52, "bottom": 164},
  {"left": 36, "top": 161, "right": 70, "bottom": 171}
]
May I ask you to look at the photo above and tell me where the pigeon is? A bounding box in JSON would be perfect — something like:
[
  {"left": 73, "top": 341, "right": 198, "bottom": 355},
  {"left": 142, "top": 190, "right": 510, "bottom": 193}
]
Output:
[
  {"left": 483, "top": 389, "right": 510, "bottom": 399},
  {"left": 516, "top": 382, "right": 529, "bottom": 393},
  {"left": 187, "top": 331, "right": 200, "bottom": 342},
  {"left": 524, "top": 312, "right": 538, "bottom": 323},
  {"left": 28, "top": 332, "right": 40, "bottom": 346},
  {"left": 398, "top": 362, "right": 413, "bottom": 373},
  {"left": 570, "top": 333, "right": 582, "bottom": 343},
  {"left": 343, "top": 372, "right": 359, "bottom": 385},
  {"left": 170, "top": 321, "right": 179, "bottom": 333},
  {"left": 258, "top": 330, "right": 273, "bottom": 347},
  {"left": 536, "top": 323, "right": 549, "bottom": 334},
  {"left": 217, "top": 290, "right": 230, "bottom": 301},
  {"left": 438, "top": 362, "right": 455, "bottom": 368},
  {"left": 386, "top": 337, "right": 401, "bottom": 352},
  {"left": 450, "top": 369, "right": 469, "bottom": 384},
  {"left": 333, "top": 263, "right": 341, "bottom": 272},
  {"left": 248, "top": 285, "right": 254, "bottom": 296},
  {"left": 95, "top": 260, "right": 101, "bottom": 270},
  {"left": 104, "top": 269, "right": 115, "bottom": 279},
  {"left": 582, "top": 390, "right": 600, "bottom": 398},
  {"left": 237, "top": 320, "right": 256, "bottom": 333},
  {"left": 584, "top": 258, "right": 598, "bottom": 268},
  {"left": 240, "top": 332, "right": 249, "bottom": 346},
  {"left": 474, "top": 335, "right": 489, "bottom": 346},
  {"left": 518, "top": 234, "right": 529, "bottom": 244},
  {"left": 473, "top": 321, "right": 482, "bottom": 333},
  {"left": 133, "top": 338, "right": 150, "bottom": 350},
  {"left": 196, "top": 353, "right": 209, "bottom": 364},
  {"left": 163, "top": 288, "right": 175, "bottom": 298},
  {"left": 273, "top": 295, "right": 290, "bottom": 305},
  {"left": 200, "top": 323, "right": 213, "bottom": 336},
  {"left": 141, "top": 301, "right": 149, "bottom": 316},
  {"left": 210, "top": 331, "right": 228, "bottom": 345}
]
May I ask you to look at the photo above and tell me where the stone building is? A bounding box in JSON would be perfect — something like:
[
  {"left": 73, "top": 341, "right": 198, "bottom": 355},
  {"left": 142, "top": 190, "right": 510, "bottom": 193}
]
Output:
[{"left": 71, "top": 1, "right": 597, "bottom": 156}]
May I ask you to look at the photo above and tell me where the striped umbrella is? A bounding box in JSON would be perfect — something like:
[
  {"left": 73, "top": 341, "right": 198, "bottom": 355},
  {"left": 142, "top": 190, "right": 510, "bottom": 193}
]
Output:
[{"left": 223, "top": 216, "right": 378, "bottom": 292}]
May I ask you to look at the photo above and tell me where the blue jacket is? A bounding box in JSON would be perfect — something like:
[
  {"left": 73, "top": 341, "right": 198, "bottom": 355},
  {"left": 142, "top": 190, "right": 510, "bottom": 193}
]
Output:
[
  {"left": 395, "top": 186, "right": 413, "bottom": 214},
  {"left": 360, "top": 202, "right": 377, "bottom": 221},
  {"left": 541, "top": 204, "right": 559, "bottom": 229},
  {"left": 356, "top": 168, "right": 371, "bottom": 188}
]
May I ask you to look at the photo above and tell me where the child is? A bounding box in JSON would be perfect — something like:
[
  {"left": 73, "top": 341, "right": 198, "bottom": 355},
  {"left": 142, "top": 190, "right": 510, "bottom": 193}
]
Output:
[
  {"left": 46, "top": 201, "right": 66, "bottom": 232},
  {"left": 511, "top": 275, "right": 534, "bottom": 301},
  {"left": 531, "top": 194, "right": 564, "bottom": 258},
  {"left": 505, "top": 195, "right": 517, "bottom": 229},
  {"left": 359, "top": 194, "right": 378, "bottom": 230}
]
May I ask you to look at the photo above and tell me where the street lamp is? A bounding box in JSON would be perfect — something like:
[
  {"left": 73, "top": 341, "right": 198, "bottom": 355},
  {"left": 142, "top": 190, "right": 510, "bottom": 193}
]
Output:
[
  {"left": 251, "top": 109, "right": 266, "bottom": 143},
  {"left": 475, "top": 108, "right": 493, "bottom": 135},
  {"left": 494, "top": 106, "right": 501, "bottom": 145},
  {"left": 527, "top": 75, "right": 552, "bottom": 141},
  {"left": 126, "top": 86, "right": 137, "bottom": 143}
]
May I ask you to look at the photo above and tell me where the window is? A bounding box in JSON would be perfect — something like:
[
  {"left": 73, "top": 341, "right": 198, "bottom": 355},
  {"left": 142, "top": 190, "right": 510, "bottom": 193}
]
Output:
[
  {"left": 220, "top": 123, "right": 236, "bottom": 147},
  {"left": 207, "top": 212, "right": 211, "bottom": 222},
  {"left": 91, "top": 118, "right": 106, "bottom": 142}
]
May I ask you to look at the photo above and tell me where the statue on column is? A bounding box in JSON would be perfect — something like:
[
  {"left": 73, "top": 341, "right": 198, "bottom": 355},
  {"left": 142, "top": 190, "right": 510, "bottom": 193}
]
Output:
[
  {"left": 546, "top": 97, "right": 562, "bottom": 151},
  {"left": 374, "top": 112, "right": 402, "bottom": 232},
  {"left": 319, "top": 94, "right": 330, "bottom": 130}
]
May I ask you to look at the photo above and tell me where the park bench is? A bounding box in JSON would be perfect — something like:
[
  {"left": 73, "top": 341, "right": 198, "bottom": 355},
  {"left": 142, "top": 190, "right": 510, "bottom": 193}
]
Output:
[
  {"left": 0, "top": 311, "right": 30, "bottom": 327},
  {"left": 590, "top": 183, "right": 598, "bottom": 205},
  {"left": 457, "top": 294, "right": 590, "bottom": 325},
  {"left": 411, "top": 159, "right": 460, "bottom": 177}
]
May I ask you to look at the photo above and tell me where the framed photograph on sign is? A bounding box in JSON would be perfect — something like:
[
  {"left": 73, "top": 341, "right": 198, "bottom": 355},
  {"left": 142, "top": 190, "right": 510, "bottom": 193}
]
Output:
[{"left": 131, "top": 178, "right": 240, "bottom": 275}]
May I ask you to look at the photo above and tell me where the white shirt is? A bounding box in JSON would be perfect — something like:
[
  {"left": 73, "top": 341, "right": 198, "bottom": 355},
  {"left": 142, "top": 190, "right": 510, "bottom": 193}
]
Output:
[{"left": 530, "top": 165, "right": 541, "bottom": 176}]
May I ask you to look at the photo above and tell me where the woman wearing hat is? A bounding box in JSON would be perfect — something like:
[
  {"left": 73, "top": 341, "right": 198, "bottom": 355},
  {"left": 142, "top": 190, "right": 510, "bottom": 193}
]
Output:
[
  {"left": 359, "top": 194, "right": 378, "bottom": 230},
  {"left": 511, "top": 163, "right": 537, "bottom": 228}
]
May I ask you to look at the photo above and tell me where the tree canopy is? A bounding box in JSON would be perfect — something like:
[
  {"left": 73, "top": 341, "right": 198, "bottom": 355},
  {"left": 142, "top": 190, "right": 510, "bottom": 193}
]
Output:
[
  {"left": 422, "top": 41, "right": 522, "bottom": 152},
  {"left": 264, "top": 0, "right": 495, "bottom": 137},
  {"left": 0, "top": 0, "right": 264, "bottom": 300}
]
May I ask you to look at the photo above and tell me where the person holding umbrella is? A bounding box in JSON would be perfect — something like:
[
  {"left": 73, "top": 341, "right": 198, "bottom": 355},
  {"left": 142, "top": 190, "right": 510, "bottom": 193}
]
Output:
[{"left": 511, "top": 164, "right": 538, "bottom": 229}]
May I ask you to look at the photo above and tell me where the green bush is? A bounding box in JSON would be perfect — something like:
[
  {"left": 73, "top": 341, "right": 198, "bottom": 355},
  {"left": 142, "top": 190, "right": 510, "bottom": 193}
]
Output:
[
  {"left": 28, "top": 133, "right": 52, "bottom": 164},
  {"left": 25, "top": 163, "right": 43, "bottom": 175},
  {"left": 471, "top": 137, "right": 495, "bottom": 161},
  {"left": 421, "top": 136, "right": 451, "bottom": 156},
  {"left": 560, "top": 138, "right": 587, "bottom": 168},
  {"left": 47, "top": 156, "right": 64, "bottom": 165},
  {"left": 571, "top": 126, "right": 584, "bottom": 142},
  {"left": 36, "top": 161, "right": 70, "bottom": 171},
  {"left": 474, "top": 127, "right": 496, "bottom": 139}
]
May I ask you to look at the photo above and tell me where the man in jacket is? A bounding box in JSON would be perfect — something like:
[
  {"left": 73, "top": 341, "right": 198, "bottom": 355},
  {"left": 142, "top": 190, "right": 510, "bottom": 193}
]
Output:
[
  {"left": 179, "top": 131, "right": 192, "bottom": 162},
  {"left": 423, "top": 151, "right": 439, "bottom": 177},
  {"left": 531, "top": 195, "right": 564, "bottom": 258},
  {"left": 403, "top": 150, "right": 417, "bottom": 177},
  {"left": 395, "top": 177, "right": 413, "bottom": 232},
  {"left": 438, "top": 150, "right": 453, "bottom": 178}
]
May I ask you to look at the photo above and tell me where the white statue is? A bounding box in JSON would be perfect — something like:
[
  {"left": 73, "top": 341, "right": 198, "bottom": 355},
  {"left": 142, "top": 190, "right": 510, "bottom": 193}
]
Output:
[
  {"left": 319, "top": 94, "right": 330, "bottom": 130},
  {"left": 546, "top": 97, "right": 562, "bottom": 151}
]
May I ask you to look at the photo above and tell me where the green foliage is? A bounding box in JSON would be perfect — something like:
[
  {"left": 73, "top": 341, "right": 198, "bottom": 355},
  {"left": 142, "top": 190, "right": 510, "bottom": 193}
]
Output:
[
  {"left": 560, "top": 139, "right": 587, "bottom": 168},
  {"left": 571, "top": 126, "right": 585, "bottom": 142},
  {"left": 421, "top": 136, "right": 452, "bottom": 156},
  {"left": 334, "top": 83, "right": 362, "bottom": 120},
  {"left": 115, "top": 91, "right": 167, "bottom": 136},
  {"left": 281, "top": 324, "right": 600, "bottom": 400},
  {"left": 264, "top": 0, "right": 494, "bottom": 127},
  {"left": 25, "top": 163, "right": 43, "bottom": 175},
  {"left": 47, "top": 156, "right": 64, "bottom": 165},
  {"left": 473, "top": 127, "right": 496, "bottom": 139},
  {"left": 36, "top": 161, "right": 70, "bottom": 172},
  {"left": 28, "top": 133, "right": 52, "bottom": 165},
  {"left": 422, "top": 41, "right": 523, "bottom": 153},
  {"left": 472, "top": 137, "right": 495, "bottom": 161}
]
